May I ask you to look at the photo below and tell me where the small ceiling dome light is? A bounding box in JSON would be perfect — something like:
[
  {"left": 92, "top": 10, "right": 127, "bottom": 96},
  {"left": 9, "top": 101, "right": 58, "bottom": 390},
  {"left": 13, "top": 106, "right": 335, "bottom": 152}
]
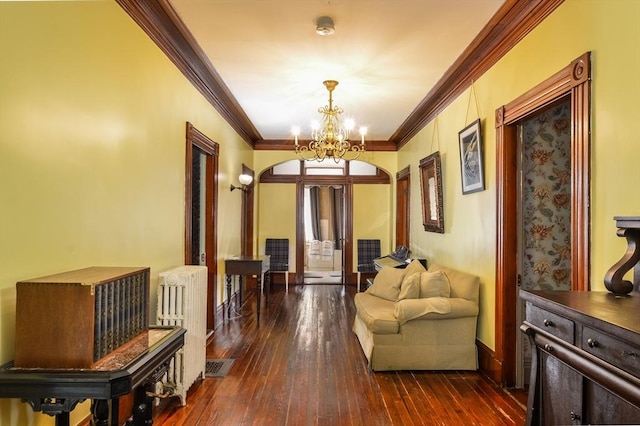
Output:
[{"left": 315, "top": 16, "right": 335, "bottom": 36}]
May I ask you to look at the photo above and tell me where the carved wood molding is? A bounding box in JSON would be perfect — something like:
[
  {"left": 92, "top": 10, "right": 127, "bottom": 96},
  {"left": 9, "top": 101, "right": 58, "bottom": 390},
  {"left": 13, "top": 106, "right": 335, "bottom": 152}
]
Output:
[{"left": 396, "top": 165, "right": 410, "bottom": 180}]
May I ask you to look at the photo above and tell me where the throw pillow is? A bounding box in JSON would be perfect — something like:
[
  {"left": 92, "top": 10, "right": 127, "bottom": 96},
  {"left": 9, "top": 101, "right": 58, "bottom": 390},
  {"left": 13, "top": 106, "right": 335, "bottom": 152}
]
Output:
[
  {"left": 403, "top": 259, "right": 428, "bottom": 276},
  {"left": 419, "top": 270, "right": 451, "bottom": 298},
  {"left": 365, "top": 266, "right": 407, "bottom": 301},
  {"left": 398, "top": 273, "right": 420, "bottom": 300}
]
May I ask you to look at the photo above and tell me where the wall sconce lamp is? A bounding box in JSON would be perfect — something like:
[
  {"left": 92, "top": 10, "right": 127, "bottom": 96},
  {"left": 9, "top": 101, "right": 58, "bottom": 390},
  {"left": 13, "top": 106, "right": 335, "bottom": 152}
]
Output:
[{"left": 230, "top": 173, "right": 253, "bottom": 192}]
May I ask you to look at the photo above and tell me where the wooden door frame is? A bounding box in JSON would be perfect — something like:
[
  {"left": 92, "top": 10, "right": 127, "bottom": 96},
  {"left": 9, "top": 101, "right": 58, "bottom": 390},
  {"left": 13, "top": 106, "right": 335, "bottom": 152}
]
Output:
[
  {"left": 240, "top": 163, "right": 255, "bottom": 257},
  {"left": 295, "top": 177, "right": 354, "bottom": 285},
  {"left": 184, "top": 122, "right": 219, "bottom": 331},
  {"left": 493, "top": 52, "right": 591, "bottom": 386},
  {"left": 396, "top": 166, "right": 411, "bottom": 249}
]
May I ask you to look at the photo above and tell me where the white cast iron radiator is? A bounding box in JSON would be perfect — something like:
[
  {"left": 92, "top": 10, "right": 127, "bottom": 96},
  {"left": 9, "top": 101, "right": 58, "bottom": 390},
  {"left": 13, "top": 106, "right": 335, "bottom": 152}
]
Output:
[{"left": 157, "top": 265, "right": 207, "bottom": 405}]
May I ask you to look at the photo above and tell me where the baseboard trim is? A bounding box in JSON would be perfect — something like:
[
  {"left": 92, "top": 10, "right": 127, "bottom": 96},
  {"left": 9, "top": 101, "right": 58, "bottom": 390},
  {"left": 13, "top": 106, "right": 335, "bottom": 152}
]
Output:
[{"left": 477, "top": 339, "right": 503, "bottom": 385}]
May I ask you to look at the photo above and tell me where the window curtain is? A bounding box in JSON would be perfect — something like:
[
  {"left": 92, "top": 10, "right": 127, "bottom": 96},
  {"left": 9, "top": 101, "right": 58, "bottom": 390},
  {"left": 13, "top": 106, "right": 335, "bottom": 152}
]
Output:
[
  {"left": 309, "top": 186, "right": 321, "bottom": 241},
  {"left": 330, "top": 186, "right": 343, "bottom": 249}
]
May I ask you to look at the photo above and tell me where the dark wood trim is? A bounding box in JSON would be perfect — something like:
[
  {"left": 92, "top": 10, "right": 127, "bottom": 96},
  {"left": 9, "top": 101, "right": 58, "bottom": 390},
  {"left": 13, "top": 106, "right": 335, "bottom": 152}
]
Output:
[
  {"left": 476, "top": 338, "right": 502, "bottom": 385},
  {"left": 259, "top": 166, "right": 390, "bottom": 185},
  {"left": 390, "top": 0, "right": 564, "bottom": 148},
  {"left": 344, "top": 180, "right": 355, "bottom": 284},
  {"left": 295, "top": 177, "right": 305, "bottom": 285},
  {"left": 115, "top": 0, "right": 260, "bottom": 145},
  {"left": 240, "top": 164, "right": 255, "bottom": 257},
  {"left": 495, "top": 52, "right": 591, "bottom": 387},
  {"left": 185, "top": 122, "right": 220, "bottom": 331},
  {"left": 396, "top": 166, "right": 410, "bottom": 248},
  {"left": 117, "top": 0, "right": 563, "bottom": 150}
]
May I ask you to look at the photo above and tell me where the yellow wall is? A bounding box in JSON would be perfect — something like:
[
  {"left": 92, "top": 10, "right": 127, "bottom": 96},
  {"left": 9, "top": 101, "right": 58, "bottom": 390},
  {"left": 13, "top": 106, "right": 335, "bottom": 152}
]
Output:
[
  {"left": 399, "top": 0, "right": 640, "bottom": 350},
  {"left": 0, "top": 2, "right": 251, "bottom": 423}
]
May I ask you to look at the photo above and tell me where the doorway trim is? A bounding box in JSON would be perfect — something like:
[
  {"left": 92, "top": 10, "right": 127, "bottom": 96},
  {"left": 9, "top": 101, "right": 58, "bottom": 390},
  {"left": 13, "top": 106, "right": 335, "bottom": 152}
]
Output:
[
  {"left": 492, "top": 52, "right": 591, "bottom": 386},
  {"left": 396, "top": 166, "right": 411, "bottom": 248},
  {"left": 185, "top": 122, "right": 219, "bottom": 331}
]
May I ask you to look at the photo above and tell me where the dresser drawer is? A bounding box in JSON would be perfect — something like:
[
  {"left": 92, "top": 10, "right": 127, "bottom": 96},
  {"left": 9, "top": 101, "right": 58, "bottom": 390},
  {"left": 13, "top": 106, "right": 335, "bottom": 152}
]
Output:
[
  {"left": 526, "top": 303, "right": 575, "bottom": 344},
  {"left": 582, "top": 326, "right": 640, "bottom": 377}
]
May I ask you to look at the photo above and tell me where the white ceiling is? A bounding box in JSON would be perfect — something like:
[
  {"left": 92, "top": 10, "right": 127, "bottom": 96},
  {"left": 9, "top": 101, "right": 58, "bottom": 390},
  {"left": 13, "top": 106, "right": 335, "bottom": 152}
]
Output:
[{"left": 167, "top": 0, "right": 504, "bottom": 142}]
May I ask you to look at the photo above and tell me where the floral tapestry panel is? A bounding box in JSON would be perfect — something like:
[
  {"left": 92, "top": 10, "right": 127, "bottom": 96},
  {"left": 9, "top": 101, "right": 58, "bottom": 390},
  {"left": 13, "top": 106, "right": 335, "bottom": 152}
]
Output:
[{"left": 521, "top": 102, "right": 572, "bottom": 292}]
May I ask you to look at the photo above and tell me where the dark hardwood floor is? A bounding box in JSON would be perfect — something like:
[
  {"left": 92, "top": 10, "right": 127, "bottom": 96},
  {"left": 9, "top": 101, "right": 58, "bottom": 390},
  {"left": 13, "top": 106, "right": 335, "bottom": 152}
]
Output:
[{"left": 155, "top": 283, "right": 526, "bottom": 425}]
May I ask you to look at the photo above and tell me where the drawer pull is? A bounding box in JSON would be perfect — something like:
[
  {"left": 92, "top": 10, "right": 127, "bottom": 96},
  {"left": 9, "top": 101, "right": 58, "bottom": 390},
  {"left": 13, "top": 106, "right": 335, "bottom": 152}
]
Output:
[
  {"left": 544, "top": 344, "right": 554, "bottom": 352},
  {"left": 587, "top": 338, "right": 598, "bottom": 348},
  {"left": 543, "top": 319, "right": 554, "bottom": 327},
  {"left": 570, "top": 411, "right": 581, "bottom": 421},
  {"left": 621, "top": 351, "right": 638, "bottom": 359}
]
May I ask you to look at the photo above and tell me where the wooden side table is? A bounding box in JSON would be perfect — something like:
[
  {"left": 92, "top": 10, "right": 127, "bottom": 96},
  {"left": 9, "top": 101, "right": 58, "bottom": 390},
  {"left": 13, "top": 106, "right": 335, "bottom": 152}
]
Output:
[
  {"left": 225, "top": 255, "right": 270, "bottom": 320},
  {"left": 0, "top": 326, "right": 185, "bottom": 426}
]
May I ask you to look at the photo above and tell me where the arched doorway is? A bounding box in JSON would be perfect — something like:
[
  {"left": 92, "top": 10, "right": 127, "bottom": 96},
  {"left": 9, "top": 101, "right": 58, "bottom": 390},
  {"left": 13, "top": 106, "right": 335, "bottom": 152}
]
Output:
[{"left": 258, "top": 159, "right": 391, "bottom": 285}]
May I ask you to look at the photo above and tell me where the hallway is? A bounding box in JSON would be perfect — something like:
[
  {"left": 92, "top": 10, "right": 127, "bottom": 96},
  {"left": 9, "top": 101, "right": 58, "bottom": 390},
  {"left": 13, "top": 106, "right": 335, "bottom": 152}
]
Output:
[{"left": 155, "top": 284, "right": 525, "bottom": 425}]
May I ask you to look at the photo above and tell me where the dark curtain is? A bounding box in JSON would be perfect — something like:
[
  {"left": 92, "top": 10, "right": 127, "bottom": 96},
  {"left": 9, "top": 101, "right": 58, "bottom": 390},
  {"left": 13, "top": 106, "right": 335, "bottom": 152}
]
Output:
[
  {"left": 309, "top": 186, "right": 321, "bottom": 241},
  {"left": 330, "top": 186, "right": 344, "bottom": 249}
]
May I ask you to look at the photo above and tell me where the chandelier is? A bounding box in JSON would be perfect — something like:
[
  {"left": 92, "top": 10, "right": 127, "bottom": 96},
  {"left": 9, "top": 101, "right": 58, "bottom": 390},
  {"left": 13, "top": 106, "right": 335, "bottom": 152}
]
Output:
[{"left": 293, "top": 80, "right": 366, "bottom": 162}]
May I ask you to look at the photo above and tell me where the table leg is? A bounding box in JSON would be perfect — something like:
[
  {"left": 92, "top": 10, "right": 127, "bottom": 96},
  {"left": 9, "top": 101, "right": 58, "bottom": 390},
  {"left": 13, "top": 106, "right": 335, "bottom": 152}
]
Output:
[
  {"left": 226, "top": 274, "right": 232, "bottom": 320},
  {"left": 256, "top": 273, "right": 261, "bottom": 318},
  {"left": 91, "top": 399, "right": 109, "bottom": 426},
  {"left": 265, "top": 271, "right": 270, "bottom": 306},
  {"left": 55, "top": 412, "right": 70, "bottom": 426}
]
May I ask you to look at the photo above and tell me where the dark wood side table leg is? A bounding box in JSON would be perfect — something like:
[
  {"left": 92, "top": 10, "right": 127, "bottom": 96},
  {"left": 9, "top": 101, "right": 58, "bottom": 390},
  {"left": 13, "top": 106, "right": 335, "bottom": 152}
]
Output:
[
  {"left": 226, "top": 273, "right": 232, "bottom": 320},
  {"left": 265, "top": 271, "right": 270, "bottom": 305},
  {"left": 91, "top": 399, "right": 109, "bottom": 426},
  {"left": 55, "top": 411, "right": 70, "bottom": 426},
  {"left": 256, "top": 273, "right": 261, "bottom": 319}
]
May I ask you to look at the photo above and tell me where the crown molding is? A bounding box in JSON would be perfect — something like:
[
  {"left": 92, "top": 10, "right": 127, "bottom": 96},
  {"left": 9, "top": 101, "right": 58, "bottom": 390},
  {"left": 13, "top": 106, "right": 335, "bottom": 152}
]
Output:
[
  {"left": 389, "top": 0, "right": 564, "bottom": 148},
  {"left": 117, "top": 0, "right": 564, "bottom": 151},
  {"left": 116, "top": 0, "right": 261, "bottom": 146}
]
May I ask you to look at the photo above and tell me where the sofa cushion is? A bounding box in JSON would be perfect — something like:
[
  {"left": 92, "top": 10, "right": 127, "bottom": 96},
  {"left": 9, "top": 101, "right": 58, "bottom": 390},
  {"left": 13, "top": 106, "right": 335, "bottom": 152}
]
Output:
[
  {"left": 365, "top": 266, "right": 407, "bottom": 301},
  {"left": 394, "top": 297, "right": 452, "bottom": 325},
  {"left": 419, "top": 270, "right": 451, "bottom": 298},
  {"left": 427, "top": 263, "right": 480, "bottom": 303},
  {"left": 398, "top": 273, "right": 420, "bottom": 300},
  {"left": 354, "top": 292, "right": 399, "bottom": 334}
]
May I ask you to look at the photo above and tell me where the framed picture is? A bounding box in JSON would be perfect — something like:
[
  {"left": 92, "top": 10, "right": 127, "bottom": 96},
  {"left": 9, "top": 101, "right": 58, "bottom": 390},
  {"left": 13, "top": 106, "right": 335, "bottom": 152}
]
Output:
[
  {"left": 419, "top": 151, "right": 444, "bottom": 233},
  {"left": 458, "top": 119, "right": 485, "bottom": 194}
]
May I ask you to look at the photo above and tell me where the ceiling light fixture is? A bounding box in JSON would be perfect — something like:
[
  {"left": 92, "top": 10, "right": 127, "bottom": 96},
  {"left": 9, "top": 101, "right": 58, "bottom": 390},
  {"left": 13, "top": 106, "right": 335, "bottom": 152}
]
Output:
[
  {"left": 315, "top": 16, "right": 335, "bottom": 36},
  {"left": 293, "top": 80, "right": 366, "bottom": 163}
]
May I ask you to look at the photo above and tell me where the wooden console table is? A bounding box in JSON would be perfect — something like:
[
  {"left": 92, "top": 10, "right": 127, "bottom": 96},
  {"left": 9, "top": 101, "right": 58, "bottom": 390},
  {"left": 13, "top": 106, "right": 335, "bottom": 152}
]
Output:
[
  {"left": 0, "top": 326, "right": 185, "bottom": 426},
  {"left": 225, "top": 255, "right": 270, "bottom": 321}
]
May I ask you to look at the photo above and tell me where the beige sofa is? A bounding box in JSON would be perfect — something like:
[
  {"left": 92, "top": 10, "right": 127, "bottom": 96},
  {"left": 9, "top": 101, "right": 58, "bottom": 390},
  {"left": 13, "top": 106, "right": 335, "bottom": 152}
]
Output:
[{"left": 352, "top": 261, "right": 480, "bottom": 371}]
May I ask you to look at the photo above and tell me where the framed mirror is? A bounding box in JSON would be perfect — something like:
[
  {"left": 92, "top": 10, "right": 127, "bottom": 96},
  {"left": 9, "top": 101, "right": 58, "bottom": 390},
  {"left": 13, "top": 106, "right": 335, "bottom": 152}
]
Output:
[{"left": 419, "top": 151, "right": 444, "bottom": 233}]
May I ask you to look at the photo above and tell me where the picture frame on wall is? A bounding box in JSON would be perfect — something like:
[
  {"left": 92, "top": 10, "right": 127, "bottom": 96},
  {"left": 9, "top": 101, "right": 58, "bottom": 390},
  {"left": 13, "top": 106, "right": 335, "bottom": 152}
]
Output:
[
  {"left": 458, "top": 119, "right": 485, "bottom": 194},
  {"left": 419, "top": 151, "right": 444, "bottom": 233}
]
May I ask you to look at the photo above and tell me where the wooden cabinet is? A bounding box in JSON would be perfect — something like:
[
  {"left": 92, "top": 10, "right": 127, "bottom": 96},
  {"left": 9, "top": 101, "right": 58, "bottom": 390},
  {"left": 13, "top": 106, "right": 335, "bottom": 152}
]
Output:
[
  {"left": 15, "top": 266, "right": 149, "bottom": 368},
  {"left": 521, "top": 290, "right": 640, "bottom": 425}
]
